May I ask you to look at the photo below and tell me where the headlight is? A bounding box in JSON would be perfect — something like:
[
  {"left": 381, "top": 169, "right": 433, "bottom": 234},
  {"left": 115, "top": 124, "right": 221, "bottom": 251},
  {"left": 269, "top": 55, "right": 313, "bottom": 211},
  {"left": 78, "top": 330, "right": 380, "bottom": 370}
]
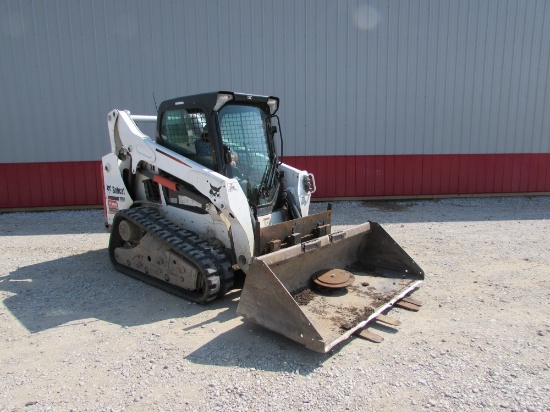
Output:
[{"left": 267, "top": 98, "right": 279, "bottom": 115}]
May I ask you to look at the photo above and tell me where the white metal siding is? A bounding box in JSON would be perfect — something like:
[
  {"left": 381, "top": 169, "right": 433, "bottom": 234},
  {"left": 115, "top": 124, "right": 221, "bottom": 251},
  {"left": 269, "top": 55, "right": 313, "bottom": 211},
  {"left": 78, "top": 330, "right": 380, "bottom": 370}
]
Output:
[{"left": 1, "top": 0, "right": 549, "bottom": 163}]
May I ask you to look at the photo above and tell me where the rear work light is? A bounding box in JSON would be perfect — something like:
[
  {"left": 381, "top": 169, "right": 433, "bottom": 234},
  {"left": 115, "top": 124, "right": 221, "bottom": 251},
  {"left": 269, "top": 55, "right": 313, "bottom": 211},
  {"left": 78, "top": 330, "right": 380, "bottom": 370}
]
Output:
[
  {"left": 214, "top": 93, "right": 234, "bottom": 111},
  {"left": 267, "top": 98, "right": 279, "bottom": 115}
]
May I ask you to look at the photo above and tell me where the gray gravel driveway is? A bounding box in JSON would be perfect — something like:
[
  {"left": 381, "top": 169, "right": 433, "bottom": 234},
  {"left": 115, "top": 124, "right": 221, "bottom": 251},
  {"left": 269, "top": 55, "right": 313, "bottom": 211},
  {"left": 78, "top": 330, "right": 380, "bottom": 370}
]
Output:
[{"left": 1, "top": 197, "right": 549, "bottom": 411}]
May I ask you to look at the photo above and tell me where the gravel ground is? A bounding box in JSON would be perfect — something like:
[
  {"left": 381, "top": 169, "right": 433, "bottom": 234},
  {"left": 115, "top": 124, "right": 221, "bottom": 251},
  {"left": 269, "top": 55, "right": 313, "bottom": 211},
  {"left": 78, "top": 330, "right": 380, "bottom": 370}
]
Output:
[{"left": 1, "top": 197, "right": 549, "bottom": 411}]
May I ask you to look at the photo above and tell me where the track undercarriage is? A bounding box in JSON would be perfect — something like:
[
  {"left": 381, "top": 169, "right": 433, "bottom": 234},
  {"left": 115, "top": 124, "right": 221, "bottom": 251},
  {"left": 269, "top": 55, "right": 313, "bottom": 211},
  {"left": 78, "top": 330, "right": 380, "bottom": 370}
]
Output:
[{"left": 109, "top": 207, "right": 233, "bottom": 303}]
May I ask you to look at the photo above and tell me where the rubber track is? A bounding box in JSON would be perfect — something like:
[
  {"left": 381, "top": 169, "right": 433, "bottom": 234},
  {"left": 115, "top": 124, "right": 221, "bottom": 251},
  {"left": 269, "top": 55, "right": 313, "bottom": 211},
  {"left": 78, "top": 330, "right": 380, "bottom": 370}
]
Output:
[{"left": 110, "top": 207, "right": 233, "bottom": 303}]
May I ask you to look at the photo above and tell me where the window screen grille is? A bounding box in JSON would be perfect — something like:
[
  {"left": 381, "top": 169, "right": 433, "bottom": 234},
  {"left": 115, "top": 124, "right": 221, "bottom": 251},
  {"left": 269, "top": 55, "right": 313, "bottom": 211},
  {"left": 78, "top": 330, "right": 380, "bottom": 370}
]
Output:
[
  {"left": 219, "top": 107, "right": 271, "bottom": 185},
  {"left": 160, "top": 109, "right": 214, "bottom": 168},
  {"left": 161, "top": 109, "right": 206, "bottom": 150}
]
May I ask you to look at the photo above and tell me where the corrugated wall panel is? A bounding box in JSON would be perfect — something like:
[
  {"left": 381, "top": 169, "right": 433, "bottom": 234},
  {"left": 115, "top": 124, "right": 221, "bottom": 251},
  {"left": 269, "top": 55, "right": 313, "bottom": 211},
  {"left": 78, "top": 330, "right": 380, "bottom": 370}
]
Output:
[
  {"left": 286, "top": 154, "right": 550, "bottom": 198},
  {"left": 1, "top": 0, "right": 550, "bottom": 207},
  {"left": 0, "top": 161, "right": 102, "bottom": 208},
  {"left": 3, "top": 151, "right": 545, "bottom": 208},
  {"left": 1, "top": 0, "right": 549, "bottom": 161}
]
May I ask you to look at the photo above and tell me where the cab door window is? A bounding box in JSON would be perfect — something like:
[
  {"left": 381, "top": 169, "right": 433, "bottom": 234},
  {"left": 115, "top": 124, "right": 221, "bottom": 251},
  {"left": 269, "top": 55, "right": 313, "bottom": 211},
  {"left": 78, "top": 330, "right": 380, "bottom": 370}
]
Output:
[{"left": 159, "top": 108, "right": 215, "bottom": 169}]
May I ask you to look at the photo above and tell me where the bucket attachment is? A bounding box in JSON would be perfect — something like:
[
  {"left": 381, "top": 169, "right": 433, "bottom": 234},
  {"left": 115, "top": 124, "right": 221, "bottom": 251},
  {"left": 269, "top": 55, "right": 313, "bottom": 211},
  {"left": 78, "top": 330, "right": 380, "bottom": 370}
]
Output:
[{"left": 237, "top": 222, "right": 424, "bottom": 353}]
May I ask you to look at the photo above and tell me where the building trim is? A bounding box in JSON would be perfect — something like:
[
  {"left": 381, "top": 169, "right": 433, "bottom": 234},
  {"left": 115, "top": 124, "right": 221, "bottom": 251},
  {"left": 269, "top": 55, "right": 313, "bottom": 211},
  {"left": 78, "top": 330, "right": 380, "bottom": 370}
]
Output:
[{"left": 1, "top": 153, "right": 549, "bottom": 209}]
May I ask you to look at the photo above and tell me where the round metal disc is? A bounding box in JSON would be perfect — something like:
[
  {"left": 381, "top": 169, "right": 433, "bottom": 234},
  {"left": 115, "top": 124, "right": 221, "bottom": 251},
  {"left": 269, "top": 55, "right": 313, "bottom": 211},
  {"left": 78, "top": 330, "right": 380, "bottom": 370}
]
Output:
[{"left": 311, "top": 269, "right": 355, "bottom": 288}]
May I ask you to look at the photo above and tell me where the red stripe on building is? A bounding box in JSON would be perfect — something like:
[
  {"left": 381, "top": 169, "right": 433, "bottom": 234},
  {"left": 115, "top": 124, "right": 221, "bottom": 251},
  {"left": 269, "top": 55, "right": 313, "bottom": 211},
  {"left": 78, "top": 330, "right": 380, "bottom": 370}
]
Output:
[
  {"left": 0, "top": 161, "right": 103, "bottom": 208},
  {"left": 285, "top": 153, "right": 550, "bottom": 198},
  {"left": 1, "top": 154, "right": 549, "bottom": 208}
]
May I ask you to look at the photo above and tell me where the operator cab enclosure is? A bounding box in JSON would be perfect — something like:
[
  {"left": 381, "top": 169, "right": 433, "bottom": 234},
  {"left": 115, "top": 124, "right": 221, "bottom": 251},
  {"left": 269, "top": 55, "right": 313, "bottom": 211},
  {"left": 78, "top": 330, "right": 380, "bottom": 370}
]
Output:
[{"left": 156, "top": 92, "right": 281, "bottom": 216}]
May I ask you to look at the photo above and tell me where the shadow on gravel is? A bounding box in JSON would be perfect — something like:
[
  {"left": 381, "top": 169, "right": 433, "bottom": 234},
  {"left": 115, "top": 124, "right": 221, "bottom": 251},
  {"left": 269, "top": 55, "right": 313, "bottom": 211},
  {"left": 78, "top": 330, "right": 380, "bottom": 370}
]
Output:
[
  {"left": 1, "top": 249, "right": 225, "bottom": 332},
  {"left": 184, "top": 322, "right": 334, "bottom": 375},
  {"left": 2, "top": 249, "right": 376, "bottom": 372},
  {"left": 311, "top": 196, "right": 550, "bottom": 225}
]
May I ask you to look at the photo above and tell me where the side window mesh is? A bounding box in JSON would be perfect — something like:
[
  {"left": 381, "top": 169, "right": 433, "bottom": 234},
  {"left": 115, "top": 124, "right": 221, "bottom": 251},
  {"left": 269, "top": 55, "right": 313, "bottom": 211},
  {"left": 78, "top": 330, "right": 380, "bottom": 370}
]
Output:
[
  {"left": 160, "top": 109, "right": 214, "bottom": 168},
  {"left": 220, "top": 110, "right": 270, "bottom": 184}
]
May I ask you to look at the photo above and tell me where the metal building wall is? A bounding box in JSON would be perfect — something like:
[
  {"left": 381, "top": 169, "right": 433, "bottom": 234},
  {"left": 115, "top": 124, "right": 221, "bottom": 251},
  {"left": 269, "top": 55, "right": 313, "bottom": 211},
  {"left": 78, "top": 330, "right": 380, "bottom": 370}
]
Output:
[{"left": 1, "top": 0, "right": 549, "bottom": 208}]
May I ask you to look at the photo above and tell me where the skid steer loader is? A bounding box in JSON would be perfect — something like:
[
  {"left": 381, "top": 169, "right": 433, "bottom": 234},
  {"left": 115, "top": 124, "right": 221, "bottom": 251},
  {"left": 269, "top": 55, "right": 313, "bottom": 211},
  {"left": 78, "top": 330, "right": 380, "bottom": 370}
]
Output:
[{"left": 102, "top": 91, "right": 424, "bottom": 353}]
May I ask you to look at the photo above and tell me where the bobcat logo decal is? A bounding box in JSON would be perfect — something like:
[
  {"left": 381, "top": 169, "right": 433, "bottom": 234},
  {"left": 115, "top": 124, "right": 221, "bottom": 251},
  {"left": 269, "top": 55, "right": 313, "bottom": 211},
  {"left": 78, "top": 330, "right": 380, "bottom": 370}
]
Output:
[
  {"left": 209, "top": 184, "right": 221, "bottom": 197},
  {"left": 227, "top": 182, "right": 238, "bottom": 192}
]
